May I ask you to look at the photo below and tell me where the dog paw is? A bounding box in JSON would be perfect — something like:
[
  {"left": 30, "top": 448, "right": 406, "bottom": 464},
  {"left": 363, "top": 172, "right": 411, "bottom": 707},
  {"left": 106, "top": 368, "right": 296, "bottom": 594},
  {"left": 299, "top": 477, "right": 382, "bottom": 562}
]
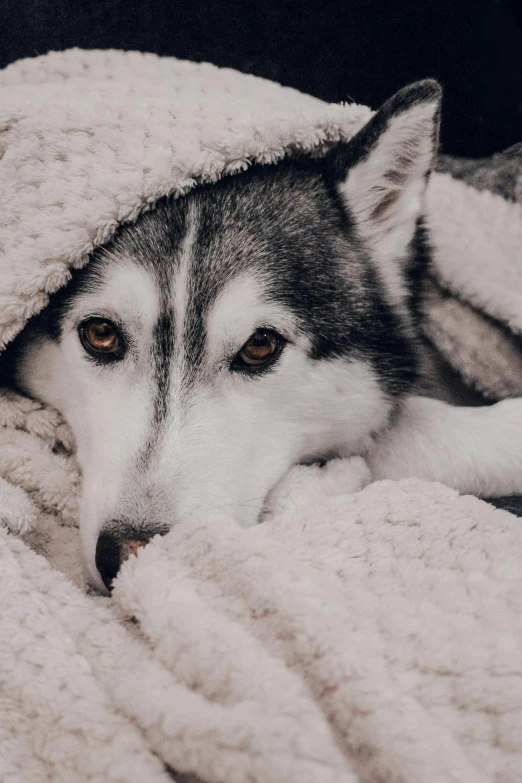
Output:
[
  {"left": 266, "top": 456, "right": 372, "bottom": 517},
  {"left": 317, "top": 456, "right": 372, "bottom": 493}
]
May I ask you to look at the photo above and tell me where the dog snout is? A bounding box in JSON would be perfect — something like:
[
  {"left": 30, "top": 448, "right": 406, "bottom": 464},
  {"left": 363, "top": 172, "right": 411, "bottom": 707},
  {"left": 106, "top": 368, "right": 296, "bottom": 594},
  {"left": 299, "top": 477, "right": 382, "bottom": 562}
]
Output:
[{"left": 95, "top": 528, "right": 159, "bottom": 590}]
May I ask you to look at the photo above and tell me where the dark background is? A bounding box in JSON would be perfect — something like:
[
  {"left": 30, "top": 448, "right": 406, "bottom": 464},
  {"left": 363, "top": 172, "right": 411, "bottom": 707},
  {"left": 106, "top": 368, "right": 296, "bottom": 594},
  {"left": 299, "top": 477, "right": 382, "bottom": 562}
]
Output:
[{"left": 1, "top": 0, "right": 521, "bottom": 157}]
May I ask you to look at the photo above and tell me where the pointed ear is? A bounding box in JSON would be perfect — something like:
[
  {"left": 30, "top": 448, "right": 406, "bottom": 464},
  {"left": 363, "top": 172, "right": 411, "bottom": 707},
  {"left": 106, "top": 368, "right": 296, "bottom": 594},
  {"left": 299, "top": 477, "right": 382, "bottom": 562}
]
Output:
[{"left": 325, "top": 79, "right": 441, "bottom": 263}]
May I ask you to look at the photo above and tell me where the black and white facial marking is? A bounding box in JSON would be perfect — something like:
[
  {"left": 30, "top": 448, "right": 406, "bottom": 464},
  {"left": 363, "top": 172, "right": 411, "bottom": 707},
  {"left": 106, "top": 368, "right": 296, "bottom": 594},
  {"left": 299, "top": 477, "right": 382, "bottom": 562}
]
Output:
[{"left": 14, "top": 79, "right": 441, "bottom": 590}]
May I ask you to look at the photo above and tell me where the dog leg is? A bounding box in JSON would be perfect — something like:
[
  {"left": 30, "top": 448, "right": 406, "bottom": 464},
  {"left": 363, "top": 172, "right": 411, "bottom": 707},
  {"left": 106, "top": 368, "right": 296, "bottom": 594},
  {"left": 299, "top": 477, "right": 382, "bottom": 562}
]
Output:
[{"left": 369, "top": 396, "right": 522, "bottom": 497}]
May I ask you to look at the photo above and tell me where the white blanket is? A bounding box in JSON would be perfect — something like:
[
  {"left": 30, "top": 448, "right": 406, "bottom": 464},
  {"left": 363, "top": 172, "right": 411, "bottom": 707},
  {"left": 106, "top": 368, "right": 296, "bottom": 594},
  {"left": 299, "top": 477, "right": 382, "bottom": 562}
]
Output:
[
  {"left": 1, "top": 389, "right": 521, "bottom": 782},
  {"left": 1, "top": 49, "right": 521, "bottom": 783}
]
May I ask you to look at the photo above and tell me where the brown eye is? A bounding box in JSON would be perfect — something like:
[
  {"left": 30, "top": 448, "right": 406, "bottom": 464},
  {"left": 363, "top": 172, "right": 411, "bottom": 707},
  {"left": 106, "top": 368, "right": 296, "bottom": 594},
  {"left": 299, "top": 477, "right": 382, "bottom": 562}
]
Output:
[
  {"left": 234, "top": 329, "right": 284, "bottom": 371},
  {"left": 79, "top": 317, "right": 124, "bottom": 361}
]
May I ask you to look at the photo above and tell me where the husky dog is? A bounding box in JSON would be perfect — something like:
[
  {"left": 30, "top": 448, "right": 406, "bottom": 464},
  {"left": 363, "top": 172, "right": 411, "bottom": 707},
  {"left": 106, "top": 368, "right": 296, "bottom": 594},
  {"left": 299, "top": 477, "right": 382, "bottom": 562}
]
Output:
[{"left": 6, "top": 80, "right": 522, "bottom": 591}]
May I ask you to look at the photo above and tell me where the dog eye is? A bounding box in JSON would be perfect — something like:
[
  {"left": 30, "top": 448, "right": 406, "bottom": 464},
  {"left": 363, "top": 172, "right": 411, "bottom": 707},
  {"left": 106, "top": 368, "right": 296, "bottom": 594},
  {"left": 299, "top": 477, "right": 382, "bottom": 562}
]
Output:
[
  {"left": 232, "top": 329, "right": 284, "bottom": 372},
  {"left": 79, "top": 317, "right": 124, "bottom": 361}
]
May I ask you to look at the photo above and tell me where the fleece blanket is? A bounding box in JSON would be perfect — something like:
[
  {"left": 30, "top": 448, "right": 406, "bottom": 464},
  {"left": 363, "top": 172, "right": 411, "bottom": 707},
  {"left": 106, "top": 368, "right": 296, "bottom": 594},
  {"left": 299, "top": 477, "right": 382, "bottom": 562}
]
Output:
[
  {"left": 0, "top": 49, "right": 522, "bottom": 783},
  {"left": 426, "top": 144, "right": 522, "bottom": 400}
]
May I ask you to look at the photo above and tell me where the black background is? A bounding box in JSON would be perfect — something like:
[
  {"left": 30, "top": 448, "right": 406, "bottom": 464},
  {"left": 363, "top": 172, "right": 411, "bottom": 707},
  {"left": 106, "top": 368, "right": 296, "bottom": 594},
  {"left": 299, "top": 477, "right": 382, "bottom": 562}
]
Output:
[{"left": 1, "top": 0, "right": 521, "bottom": 157}]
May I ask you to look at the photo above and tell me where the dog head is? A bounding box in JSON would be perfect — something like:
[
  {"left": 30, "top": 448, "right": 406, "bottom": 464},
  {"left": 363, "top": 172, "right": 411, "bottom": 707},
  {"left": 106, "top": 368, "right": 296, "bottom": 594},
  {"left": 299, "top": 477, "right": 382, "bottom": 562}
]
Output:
[{"left": 14, "top": 80, "right": 441, "bottom": 590}]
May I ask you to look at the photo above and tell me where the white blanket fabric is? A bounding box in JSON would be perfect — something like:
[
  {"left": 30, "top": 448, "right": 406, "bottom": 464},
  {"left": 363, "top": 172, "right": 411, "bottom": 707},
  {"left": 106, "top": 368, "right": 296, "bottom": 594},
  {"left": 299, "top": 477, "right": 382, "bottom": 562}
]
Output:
[
  {"left": 1, "top": 49, "right": 522, "bottom": 783},
  {"left": 1, "top": 388, "right": 521, "bottom": 783}
]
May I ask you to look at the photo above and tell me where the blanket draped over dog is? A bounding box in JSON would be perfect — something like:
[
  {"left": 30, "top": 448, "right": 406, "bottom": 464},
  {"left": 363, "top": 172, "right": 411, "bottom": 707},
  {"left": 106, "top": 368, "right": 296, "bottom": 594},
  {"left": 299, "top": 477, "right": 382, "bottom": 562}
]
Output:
[{"left": 1, "top": 49, "right": 521, "bottom": 783}]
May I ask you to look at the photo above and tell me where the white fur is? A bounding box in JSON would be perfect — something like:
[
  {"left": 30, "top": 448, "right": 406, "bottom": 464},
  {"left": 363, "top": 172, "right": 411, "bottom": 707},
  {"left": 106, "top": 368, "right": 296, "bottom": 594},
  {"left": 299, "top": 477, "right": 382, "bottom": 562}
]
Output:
[
  {"left": 18, "top": 262, "right": 162, "bottom": 584},
  {"left": 205, "top": 273, "right": 304, "bottom": 358},
  {"left": 172, "top": 204, "right": 197, "bottom": 346},
  {"left": 370, "top": 395, "right": 522, "bottom": 497}
]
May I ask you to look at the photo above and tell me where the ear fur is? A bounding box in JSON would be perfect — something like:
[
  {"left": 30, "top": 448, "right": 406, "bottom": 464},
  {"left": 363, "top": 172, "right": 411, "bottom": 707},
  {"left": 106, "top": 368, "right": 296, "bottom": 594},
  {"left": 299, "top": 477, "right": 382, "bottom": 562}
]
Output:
[{"left": 326, "top": 80, "right": 441, "bottom": 266}]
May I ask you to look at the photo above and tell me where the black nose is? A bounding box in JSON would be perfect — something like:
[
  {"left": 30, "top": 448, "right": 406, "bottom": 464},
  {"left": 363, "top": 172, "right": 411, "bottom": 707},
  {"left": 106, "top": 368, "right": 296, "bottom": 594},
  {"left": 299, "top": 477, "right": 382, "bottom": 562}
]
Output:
[
  {"left": 95, "top": 533, "right": 122, "bottom": 589},
  {"left": 95, "top": 532, "right": 150, "bottom": 590}
]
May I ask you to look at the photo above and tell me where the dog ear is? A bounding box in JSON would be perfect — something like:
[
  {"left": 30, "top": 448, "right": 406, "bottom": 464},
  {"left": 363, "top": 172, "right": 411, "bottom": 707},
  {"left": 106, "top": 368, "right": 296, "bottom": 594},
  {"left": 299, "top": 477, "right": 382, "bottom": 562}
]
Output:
[{"left": 325, "top": 80, "right": 441, "bottom": 263}]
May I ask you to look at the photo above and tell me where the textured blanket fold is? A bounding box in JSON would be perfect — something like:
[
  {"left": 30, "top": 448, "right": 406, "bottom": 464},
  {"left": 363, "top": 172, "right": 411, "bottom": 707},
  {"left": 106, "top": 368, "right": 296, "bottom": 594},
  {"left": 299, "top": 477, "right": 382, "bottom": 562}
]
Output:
[
  {"left": 424, "top": 150, "right": 522, "bottom": 399},
  {"left": 1, "top": 49, "right": 522, "bottom": 783}
]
